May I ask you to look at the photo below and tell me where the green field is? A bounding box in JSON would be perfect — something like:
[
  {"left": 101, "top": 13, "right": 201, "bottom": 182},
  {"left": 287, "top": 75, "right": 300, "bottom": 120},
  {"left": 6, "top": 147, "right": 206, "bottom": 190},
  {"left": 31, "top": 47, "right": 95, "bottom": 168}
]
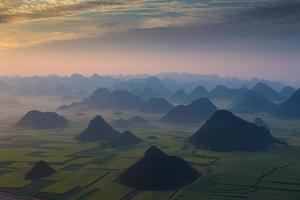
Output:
[{"left": 0, "top": 97, "right": 299, "bottom": 200}]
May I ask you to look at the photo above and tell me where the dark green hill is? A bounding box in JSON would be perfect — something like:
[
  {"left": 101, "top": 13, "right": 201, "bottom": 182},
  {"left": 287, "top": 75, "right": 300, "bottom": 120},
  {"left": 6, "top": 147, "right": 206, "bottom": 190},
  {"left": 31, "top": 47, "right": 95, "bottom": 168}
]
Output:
[
  {"left": 119, "top": 146, "right": 199, "bottom": 190},
  {"left": 16, "top": 110, "right": 68, "bottom": 129},
  {"left": 26, "top": 161, "right": 55, "bottom": 180},
  {"left": 190, "top": 110, "right": 274, "bottom": 151},
  {"left": 160, "top": 98, "right": 218, "bottom": 123},
  {"left": 76, "top": 115, "right": 119, "bottom": 141}
]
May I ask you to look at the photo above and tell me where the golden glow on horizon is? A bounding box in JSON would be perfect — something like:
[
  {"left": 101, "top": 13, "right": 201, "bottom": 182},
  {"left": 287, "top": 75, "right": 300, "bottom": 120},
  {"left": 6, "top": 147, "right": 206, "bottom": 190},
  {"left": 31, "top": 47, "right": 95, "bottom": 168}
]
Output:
[
  {"left": 0, "top": 1, "right": 299, "bottom": 84},
  {"left": 0, "top": 49, "right": 297, "bottom": 83}
]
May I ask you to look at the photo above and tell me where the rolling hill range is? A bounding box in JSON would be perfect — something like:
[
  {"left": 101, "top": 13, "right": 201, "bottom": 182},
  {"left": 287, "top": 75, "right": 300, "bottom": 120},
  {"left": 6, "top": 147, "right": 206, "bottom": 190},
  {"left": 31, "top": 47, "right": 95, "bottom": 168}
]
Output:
[
  {"left": 190, "top": 110, "right": 275, "bottom": 151},
  {"left": 59, "top": 88, "right": 145, "bottom": 111},
  {"left": 16, "top": 110, "right": 68, "bottom": 129},
  {"left": 160, "top": 98, "right": 218, "bottom": 123}
]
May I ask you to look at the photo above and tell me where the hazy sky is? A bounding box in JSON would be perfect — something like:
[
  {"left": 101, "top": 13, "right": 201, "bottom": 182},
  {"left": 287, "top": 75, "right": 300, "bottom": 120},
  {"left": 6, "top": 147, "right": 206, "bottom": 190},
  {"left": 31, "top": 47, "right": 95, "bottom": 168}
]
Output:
[{"left": 0, "top": 0, "right": 299, "bottom": 83}]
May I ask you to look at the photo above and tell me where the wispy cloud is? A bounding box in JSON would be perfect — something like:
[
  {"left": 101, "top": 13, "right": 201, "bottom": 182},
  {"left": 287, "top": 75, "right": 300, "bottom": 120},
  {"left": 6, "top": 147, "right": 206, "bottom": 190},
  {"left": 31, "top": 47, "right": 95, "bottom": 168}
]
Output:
[
  {"left": 0, "top": 31, "right": 78, "bottom": 49},
  {"left": 0, "top": 0, "right": 145, "bottom": 23},
  {"left": 1, "top": 0, "right": 299, "bottom": 50}
]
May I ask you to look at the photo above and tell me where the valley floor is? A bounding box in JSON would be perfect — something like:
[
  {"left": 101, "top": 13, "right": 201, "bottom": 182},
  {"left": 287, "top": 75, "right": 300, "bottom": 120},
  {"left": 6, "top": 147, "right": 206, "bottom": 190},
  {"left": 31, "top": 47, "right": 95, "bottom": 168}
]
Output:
[{"left": 0, "top": 98, "right": 299, "bottom": 200}]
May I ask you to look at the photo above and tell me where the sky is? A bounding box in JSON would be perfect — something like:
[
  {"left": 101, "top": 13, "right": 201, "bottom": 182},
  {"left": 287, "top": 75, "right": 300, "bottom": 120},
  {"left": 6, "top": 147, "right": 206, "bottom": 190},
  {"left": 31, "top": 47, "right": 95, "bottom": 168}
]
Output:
[{"left": 0, "top": 0, "right": 299, "bottom": 84}]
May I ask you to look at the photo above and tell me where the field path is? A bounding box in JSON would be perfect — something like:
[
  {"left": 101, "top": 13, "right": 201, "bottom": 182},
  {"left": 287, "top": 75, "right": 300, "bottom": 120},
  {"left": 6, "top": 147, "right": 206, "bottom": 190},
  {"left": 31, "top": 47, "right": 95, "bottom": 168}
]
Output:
[
  {"left": 170, "top": 157, "right": 221, "bottom": 200},
  {"left": 246, "top": 161, "right": 294, "bottom": 194},
  {"left": 0, "top": 192, "right": 39, "bottom": 200},
  {"left": 120, "top": 189, "right": 140, "bottom": 200}
]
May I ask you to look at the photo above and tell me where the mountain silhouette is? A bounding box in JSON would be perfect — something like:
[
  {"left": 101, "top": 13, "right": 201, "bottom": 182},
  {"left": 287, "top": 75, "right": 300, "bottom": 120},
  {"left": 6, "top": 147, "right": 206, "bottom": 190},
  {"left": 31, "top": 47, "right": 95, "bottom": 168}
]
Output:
[
  {"left": 118, "top": 146, "right": 199, "bottom": 190},
  {"left": 132, "top": 87, "right": 157, "bottom": 100},
  {"left": 60, "top": 88, "right": 145, "bottom": 110},
  {"left": 52, "top": 85, "right": 73, "bottom": 96},
  {"left": 139, "top": 98, "right": 173, "bottom": 114},
  {"left": 273, "top": 89, "right": 300, "bottom": 118},
  {"left": 16, "top": 110, "right": 68, "bottom": 129},
  {"left": 168, "top": 89, "right": 187, "bottom": 103},
  {"left": 280, "top": 86, "right": 297, "bottom": 98},
  {"left": 210, "top": 85, "right": 230, "bottom": 99},
  {"left": 211, "top": 87, "right": 253, "bottom": 101},
  {"left": 145, "top": 76, "right": 170, "bottom": 97},
  {"left": 76, "top": 115, "right": 119, "bottom": 141},
  {"left": 186, "top": 86, "right": 209, "bottom": 103},
  {"left": 252, "top": 82, "right": 284, "bottom": 101},
  {"left": 231, "top": 95, "right": 276, "bottom": 113},
  {"left": 109, "top": 131, "right": 142, "bottom": 147},
  {"left": 232, "top": 89, "right": 263, "bottom": 104},
  {"left": 26, "top": 161, "right": 55, "bottom": 180},
  {"left": 190, "top": 110, "right": 274, "bottom": 151},
  {"left": 160, "top": 98, "right": 218, "bottom": 123},
  {"left": 85, "top": 88, "right": 145, "bottom": 110}
]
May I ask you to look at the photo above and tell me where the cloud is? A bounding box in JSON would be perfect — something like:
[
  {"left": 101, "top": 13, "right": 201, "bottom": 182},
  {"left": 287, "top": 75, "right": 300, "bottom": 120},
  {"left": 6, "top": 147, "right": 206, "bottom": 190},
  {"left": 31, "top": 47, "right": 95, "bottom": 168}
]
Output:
[
  {"left": 0, "top": 0, "right": 144, "bottom": 23},
  {"left": 224, "top": 1, "right": 300, "bottom": 29},
  {"left": 140, "top": 16, "right": 199, "bottom": 29},
  {"left": 1, "top": 0, "right": 300, "bottom": 50},
  {"left": 0, "top": 31, "right": 79, "bottom": 50},
  {"left": 0, "top": 18, "right": 129, "bottom": 50}
]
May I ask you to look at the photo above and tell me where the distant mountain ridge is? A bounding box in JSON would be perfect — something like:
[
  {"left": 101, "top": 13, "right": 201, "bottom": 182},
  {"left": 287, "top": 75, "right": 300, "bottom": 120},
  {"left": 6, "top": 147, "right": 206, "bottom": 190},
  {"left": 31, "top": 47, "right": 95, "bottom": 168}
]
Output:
[
  {"left": 252, "top": 82, "right": 285, "bottom": 101},
  {"left": 168, "top": 89, "right": 187, "bottom": 103},
  {"left": 59, "top": 88, "right": 145, "bottom": 111},
  {"left": 0, "top": 73, "right": 292, "bottom": 99},
  {"left": 161, "top": 98, "right": 218, "bottom": 123},
  {"left": 273, "top": 89, "right": 300, "bottom": 118},
  {"left": 280, "top": 86, "right": 297, "bottom": 98},
  {"left": 139, "top": 98, "right": 173, "bottom": 114},
  {"left": 231, "top": 94, "right": 276, "bottom": 113},
  {"left": 185, "top": 86, "right": 209, "bottom": 103}
]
